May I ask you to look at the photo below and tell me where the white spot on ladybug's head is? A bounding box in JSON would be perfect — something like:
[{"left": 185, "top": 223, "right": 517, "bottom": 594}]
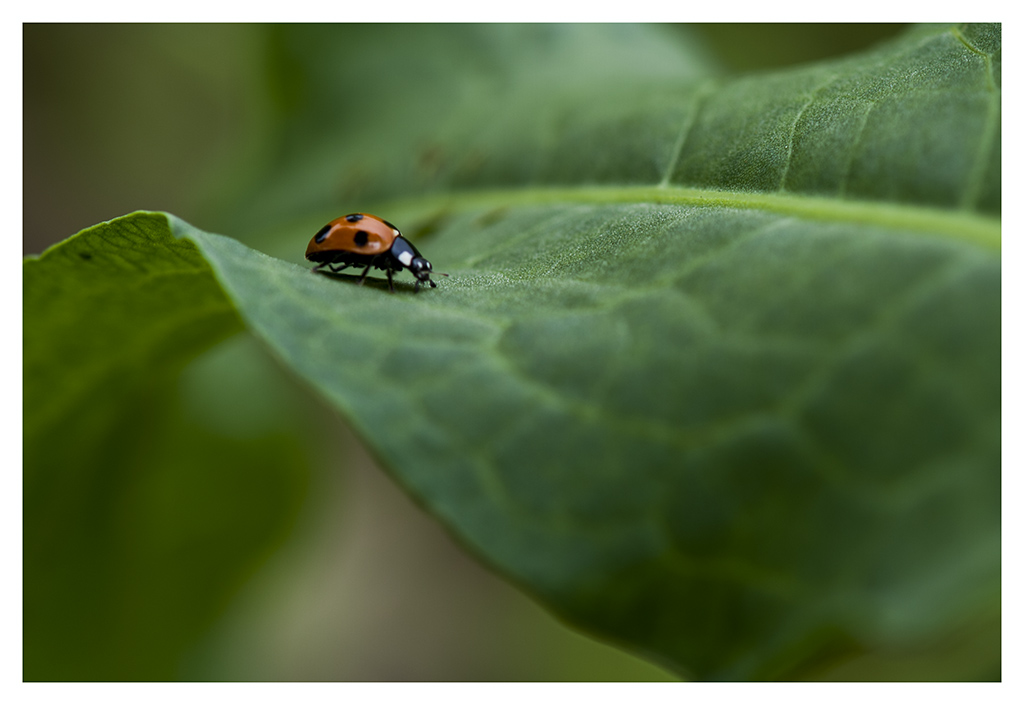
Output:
[{"left": 396, "top": 249, "right": 414, "bottom": 266}]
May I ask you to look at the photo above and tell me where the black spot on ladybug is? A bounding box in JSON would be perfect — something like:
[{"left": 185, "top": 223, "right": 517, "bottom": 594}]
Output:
[
  {"left": 78, "top": 252, "right": 93, "bottom": 260},
  {"left": 306, "top": 212, "right": 445, "bottom": 292}
]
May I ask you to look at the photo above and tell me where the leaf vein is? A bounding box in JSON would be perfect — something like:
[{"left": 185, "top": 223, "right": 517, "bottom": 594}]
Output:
[{"left": 659, "top": 79, "right": 716, "bottom": 188}]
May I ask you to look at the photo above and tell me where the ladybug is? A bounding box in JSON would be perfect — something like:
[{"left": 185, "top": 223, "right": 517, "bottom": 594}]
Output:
[{"left": 306, "top": 213, "right": 445, "bottom": 292}]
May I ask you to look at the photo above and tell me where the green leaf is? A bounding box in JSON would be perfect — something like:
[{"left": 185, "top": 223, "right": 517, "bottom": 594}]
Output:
[
  {"left": 26, "top": 23, "right": 1000, "bottom": 681},
  {"left": 211, "top": 22, "right": 998, "bottom": 679},
  {"left": 176, "top": 192, "right": 999, "bottom": 679},
  {"left": 233, "top": 24, "right": 998, "bottom": 238},
  {"left": 24, "top": 214, "right": 311, "bottom": 679}
]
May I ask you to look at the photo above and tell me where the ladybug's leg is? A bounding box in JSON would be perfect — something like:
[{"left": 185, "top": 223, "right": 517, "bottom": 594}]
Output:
[
  {"left": 386, "top": 267, "right": 395, "bottom": 293},
  {"left": 326, "top": 262, "right": 353, "bottom": 274},
  {"left": 357, "top": 263, "right": 373, "bottom": 285}
]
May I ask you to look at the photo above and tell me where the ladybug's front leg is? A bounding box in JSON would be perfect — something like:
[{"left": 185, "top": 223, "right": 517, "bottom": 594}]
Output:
[{"left": 386, "top": 267, "right": 395, "bottom": 293}]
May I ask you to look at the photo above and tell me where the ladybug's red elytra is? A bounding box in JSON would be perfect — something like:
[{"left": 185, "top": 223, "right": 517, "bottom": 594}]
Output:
[{"left": 305, "top": 213, "right": 445, "bottom": 292}]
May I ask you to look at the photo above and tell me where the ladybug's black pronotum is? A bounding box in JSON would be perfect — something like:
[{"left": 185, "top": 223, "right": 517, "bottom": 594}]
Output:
[{"left": 305, "top": 213, "right": 445, "bottom": 292}]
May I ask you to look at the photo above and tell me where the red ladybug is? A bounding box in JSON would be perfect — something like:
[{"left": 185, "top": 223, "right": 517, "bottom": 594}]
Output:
[{"left": 306, "top": 213, "right": 444, "bottom": 292}]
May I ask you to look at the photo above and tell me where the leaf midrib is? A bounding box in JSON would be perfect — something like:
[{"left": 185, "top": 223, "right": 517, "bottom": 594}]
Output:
[{"left": 382, "top": 185, "right": 1001, "bottom": 251}]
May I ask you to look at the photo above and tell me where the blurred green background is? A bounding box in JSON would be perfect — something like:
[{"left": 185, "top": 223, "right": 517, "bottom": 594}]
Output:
[
  {"left": 23, "top": 24, "right": 907, "bottom": 256},
  {"left": 23, "top": 23, "right": 909, "bottom": 681}
]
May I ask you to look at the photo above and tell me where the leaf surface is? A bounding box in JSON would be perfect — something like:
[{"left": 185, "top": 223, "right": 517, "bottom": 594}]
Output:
[
  {"left": 202, "top": 23, "right": 999, "bottom": 679},
  {"left": 178, "top": 189, "right": 999, "bottom": 679},
  {"left": 23, "top": 214, "right": 310, "bottom": 679},
  {"left": 25, "top": 23, "right": 1001, "bottom": 680}
]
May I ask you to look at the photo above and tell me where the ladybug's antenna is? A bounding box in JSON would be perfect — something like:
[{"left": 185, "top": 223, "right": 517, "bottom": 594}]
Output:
[{"left": 421, "top": 272, "right": 448, "bottom": 291}]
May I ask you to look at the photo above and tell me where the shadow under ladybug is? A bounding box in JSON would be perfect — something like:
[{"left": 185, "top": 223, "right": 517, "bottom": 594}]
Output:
[{"left": 306, "top": 213, "right": 447, "bottom": 293}]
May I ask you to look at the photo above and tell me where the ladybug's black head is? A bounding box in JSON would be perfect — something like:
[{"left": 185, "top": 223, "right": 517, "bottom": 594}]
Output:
[
  {"left": 409, "top": 256, "right": 438, "bottom": 289},
  {"left": 389, "top": 235, "right": 447, "bottom": 292}
]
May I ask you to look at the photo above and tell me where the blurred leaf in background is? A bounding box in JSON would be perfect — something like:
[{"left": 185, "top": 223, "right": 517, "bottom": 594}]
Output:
[
  {"left": 22, "top": 216, "right": 313, "bottom": 679},
  {"left": 23, "top": 23, "right": 998, "bottom": 681},
  {"left": 23, "top": 23, "right": 908, "bottom": 256}
]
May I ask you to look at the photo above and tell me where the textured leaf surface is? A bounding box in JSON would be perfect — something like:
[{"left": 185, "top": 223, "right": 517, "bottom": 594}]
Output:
[
  {"left": 25, "top": 23, "right": 1001, "bottom": 681},
  {"left": 235, "top": 24, "right": 999, "bottom": 238},
  {"left": 23, "top": 215, "right": 310, "bottom": 679},
  {"left": 179, "top": 189, "right": 999, "bottom": 679},
  {"left": 205, "top": 23, "right": 999, "bottom": 679}
]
